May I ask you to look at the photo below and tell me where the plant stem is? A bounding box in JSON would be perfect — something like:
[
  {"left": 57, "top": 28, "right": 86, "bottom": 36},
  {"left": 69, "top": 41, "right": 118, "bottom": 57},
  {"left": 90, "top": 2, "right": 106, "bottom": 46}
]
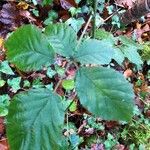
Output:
[
  {"left": 76, "top": 15, "right": 92, "bottom": 49},
  {"left": 92, "top": 0, "right": 97, "bottom": 38},
  {"left": 54, "top": 61, "right": 72, "bottom": 93}
]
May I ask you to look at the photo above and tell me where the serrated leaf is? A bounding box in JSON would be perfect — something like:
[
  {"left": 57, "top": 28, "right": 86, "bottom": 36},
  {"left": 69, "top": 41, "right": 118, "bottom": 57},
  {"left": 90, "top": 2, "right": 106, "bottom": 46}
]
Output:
[
  {"left": 95, "top": 29, "right": 115, "bottom": 42},
  {"left": 119, "top": 36, "right": 139, "bottom": 47},
  {"left": 120, "top": 46, "right": 143, "bottom": 65},
  {"left": 117, "top": 36, "right": 143, "bottom": 66},
  {"left": 75, "top": 67, "right": 134, "bottom": 121},
  {"left": 113, "top": 48, "right": 125, "bottom": 65},
  {"left": 0, "top": 94, "right": 10, "bottom": 116},
  {"left": 7, "top": 88, "right": 67, "bottom": 150},
  {"left": 74, "top": 39, "right": 114, "bottom": 65},
  {"left": 5, "top": 25, "right": 55, "bottom": 71},
  {"left": 45, "top": 24, "right": 77, "bottom": 57}
]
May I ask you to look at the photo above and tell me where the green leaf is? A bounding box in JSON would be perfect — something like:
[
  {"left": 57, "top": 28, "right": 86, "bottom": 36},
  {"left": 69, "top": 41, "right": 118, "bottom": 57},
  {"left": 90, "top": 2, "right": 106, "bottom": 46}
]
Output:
[
  {"left": 0, "top": 61, "right": 14, "bottom": 75},
  {"left": 23, "top": 80, "right": 31, "bottom": 88},
  {"left": 74, "top": 39, "right": 114, "bottom": 65},
  {"left": 66, "top": 17, "right": 85, "bottom": 32},
  {"left": 7, "top": 77, "right": 21, "bottom": 92},
  {"left": 69, "top": 100, "right": 77, "bottom": 112},
  {"left": 5, "top": 25, "right": 55, "bottom": 71},
  {"left": 0, "top": 79, "right": 6, "bottom": 87},
  {"left": 42, "top": 0, "right": 53, "bottom": 5},
  {"left": 7, "top": 88, "right": 67, "bottom": 150},
  {"left": 62, "top": 79, "right": 75, "bottom": 90},
  {"left": 95, "top": 29, "right": 114, "bottom": 41},
  {"left": 0, "top": 94, "right": 10, "bottom": 116},
  {"left": 45, "top": 24, "right": 77, "bottom": 57},
  {"left": 118, "top": 36, "right": 143, "bottom": 66},
  {"left": 32, "top": 77, "right": 44, "bottom": 88},
  {"left": 141, "top": 42, "right": 150, "bottom": 61},
  {"left": 119, "top": 46, "right": 142, "bottom": 66},
  {"left": 75, "top": 67, "right": 134, "bottom": 121},
  {"left": 46, "top": 67, "right": 56, "bottom": 78}
]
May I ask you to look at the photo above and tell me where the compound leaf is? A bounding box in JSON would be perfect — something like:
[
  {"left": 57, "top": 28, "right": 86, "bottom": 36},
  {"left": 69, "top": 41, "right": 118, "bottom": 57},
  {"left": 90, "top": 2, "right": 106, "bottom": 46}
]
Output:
[
  {"left": 45, "top": 23, "right": 77, "bottom": 57},
  {"left": 74, "top": 39, "right": 114, "bottom": 65},
  {"left": 7, "top": 88, "right": 67, "bottom": 150},
  {"left": 75, "top": 67, "right": 134, "bottom": 121},
  {"left": 5, "top": 25, "right": 55, "bottom": 71}
]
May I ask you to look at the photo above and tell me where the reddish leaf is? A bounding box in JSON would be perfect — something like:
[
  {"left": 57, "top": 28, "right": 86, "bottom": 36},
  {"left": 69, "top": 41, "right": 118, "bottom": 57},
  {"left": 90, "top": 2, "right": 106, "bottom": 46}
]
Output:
[
  {"left": 60, "top": 0, "right": 73, "bottom": 10},
  {"left": 0, "top": 138, "right": 9, "bottom": 150},
  {"left": 91, "top": 144, "right": 104, "bottom": 150}
]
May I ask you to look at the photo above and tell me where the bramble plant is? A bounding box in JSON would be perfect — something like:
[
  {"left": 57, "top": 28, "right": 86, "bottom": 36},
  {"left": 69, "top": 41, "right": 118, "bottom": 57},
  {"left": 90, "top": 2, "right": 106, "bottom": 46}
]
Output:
[{"left": 4, "top": 23, "right": 143, "bottom": 149}]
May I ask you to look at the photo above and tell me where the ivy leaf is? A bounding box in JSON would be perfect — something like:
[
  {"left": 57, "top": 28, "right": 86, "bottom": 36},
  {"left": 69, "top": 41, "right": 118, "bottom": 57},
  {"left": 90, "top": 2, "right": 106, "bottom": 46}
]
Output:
[
  {"left": 5, "top": 25, "right": 55, "bottom": 72},
  {"left": 66, "top": 17, "right": 85, "bottom": 32},
  {"left": 74, "top": 39, "right": 114, "bottom": 65},
  {"left": 7, "top": 88, "right": 67, "bottom": 150},
  {"left": 45, "top": 23, "right": 77, "bottom": 57},
  {"left": 75, "top": 67, "right": 134, "bottom": 121},
  {"left": 0, "top": 61, "right": 14, "bottom": 75},
  {"left": 7, "top": 77, "right": 21, "bottom": 92}
]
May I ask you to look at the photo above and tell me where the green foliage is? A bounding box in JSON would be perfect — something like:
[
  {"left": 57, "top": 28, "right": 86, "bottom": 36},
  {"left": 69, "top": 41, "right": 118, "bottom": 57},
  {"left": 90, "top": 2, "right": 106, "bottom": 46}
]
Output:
[
  {"left": 121, "top": 120, "right": 150, "bottom": 147},
  {"left": 0, "top": 61, "right": 14, "bottom": 75},
  {"left": 62, "top": 79, "right": 75, "bottom": 90},
  {"left": 0, "top": 79, "right": 6, "bottom": 87},
  {"left": 42, "top": 0, "right": 53, "bottom": 6},
  {"left": 66, "top": 17, "right": 85, "bottom": 32},
  {"left": 7, "top": 77, "right": 21, "bottom": 92},
  {"left": 44, "top": 10, "right": 58, "bottom": 25},
  {"left": 69, "top": 101, "right": 77, "bottom": 112},
  {"left": 104, "top": 133, "right": 118, "bottom": 150},
  {"left": 84, "top": 114, "right": 105, "bottom": 130},
  {"left": 4, "top": 23, "right": 137, "bottom": 149},
  {"left": 0, "top": 94, "right": 10, "bottom": 116},
  {"left": 95, "top": 29, "right": 143, "bottom": 66},
  {"left": 118, "top": 36, "right": 143, "bottom": 67},
  {"left": 45, "top": 24, "right": 77, "bottom": 57},
  {"left": 141, "top": 42, "right": 150, "bottom": 61},
  {"left": 76, "top": 67, "right": 134, "bottom": 121},
  {"left": 74, "top": 39, "right": 114, "bottom": 65},
  {"left": 5, "top": 25, "right": 55, "bottom": 71},
  {"left": 7, "top": 88, "right": 67, "bottom": 150}
]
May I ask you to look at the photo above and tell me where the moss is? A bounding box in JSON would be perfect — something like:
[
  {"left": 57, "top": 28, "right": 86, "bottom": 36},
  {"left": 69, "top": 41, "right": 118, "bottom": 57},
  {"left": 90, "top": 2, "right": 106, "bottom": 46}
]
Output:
[{"left": 142, "top": 42, "right": 150, "bottom": 61}]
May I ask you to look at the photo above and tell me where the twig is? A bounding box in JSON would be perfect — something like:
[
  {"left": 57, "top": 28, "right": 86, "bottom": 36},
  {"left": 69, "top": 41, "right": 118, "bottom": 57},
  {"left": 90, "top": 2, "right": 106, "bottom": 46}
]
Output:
[
  {"left": 76, "top": 15, "right": 92, "bottom": 49},
  {"left": 104, "top": 8, "right": 121, "bottom": 22}
]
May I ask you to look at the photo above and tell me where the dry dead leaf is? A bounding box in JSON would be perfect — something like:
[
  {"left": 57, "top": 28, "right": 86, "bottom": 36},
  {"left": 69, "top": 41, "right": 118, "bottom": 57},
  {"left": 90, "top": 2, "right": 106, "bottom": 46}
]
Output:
[
  {"left": 123, "top": 69, "right": 133, "bottom": 78},
  {"left": 115, "top": 0, "right": 136, "bottom": 8},
  {"left": 0, "top": 138, "right": 9, "bottom": 150},
  {"left": 0, "top": 37, "right": 4, "bottom": 48},
  {"left": 17, "top": 1, "right": 29, "bottom": 10},
  {"left": 60, "top": 0, "right": 73, "bottom": 10}
]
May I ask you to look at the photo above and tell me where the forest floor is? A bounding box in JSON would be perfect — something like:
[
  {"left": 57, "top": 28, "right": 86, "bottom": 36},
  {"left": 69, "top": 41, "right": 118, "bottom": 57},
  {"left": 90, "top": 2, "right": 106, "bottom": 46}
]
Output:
[{"left": 0, "top": 0, "right": 150, "bottom": 150}]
